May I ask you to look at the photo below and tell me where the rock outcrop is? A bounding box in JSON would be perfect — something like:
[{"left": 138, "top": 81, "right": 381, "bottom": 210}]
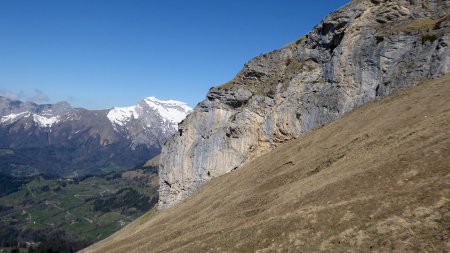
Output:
[{"left": 159, "top": 0, "right": 450, "bottom": 209}]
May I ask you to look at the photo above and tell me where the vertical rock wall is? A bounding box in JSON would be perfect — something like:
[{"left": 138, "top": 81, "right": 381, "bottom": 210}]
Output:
[{"left": 159, "top": 0, "right": 450, "bottom": 209}]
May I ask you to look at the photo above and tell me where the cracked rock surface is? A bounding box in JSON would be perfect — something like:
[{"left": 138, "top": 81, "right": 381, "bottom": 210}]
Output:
[{"left": 159, "top": 0, "right": 450, "bottom": 209}]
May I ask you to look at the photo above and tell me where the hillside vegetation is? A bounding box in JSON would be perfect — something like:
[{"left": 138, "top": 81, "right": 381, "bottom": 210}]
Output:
[
  {"left": 82, "top": 74, "right": 450, "bottom": 252},
  {"left": 0, "top": 165, "right": 158, "bottom": 253}
]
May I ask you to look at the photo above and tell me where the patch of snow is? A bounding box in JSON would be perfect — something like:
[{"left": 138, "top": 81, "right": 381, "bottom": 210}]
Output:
[
  {"left": 0, "top": 112, "right": 31, "bottom": 124},
  {"left": 1, "top": 111, "right": 61, "bottom": 128},
  {"left": 107, "top": 105, "right": 140, "bottom": 127},
  {"left": 32, "top": 114, "right": 60, "bottom": 128},
  {"left": 65, "top": 113, "right": 81, "bottom": 121},
  {"left": 41, "top": 110, "right": 53, "bottom": 116}
]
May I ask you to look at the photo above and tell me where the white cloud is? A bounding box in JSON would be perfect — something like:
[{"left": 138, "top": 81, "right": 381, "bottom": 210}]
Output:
[
  {"left": 0, "top": 89, "right": 50, "bottom": 103},
  {"left": 0, "top": 89, "right": 25, "bottom": 100},
  {"left": 28, "top": 89, "right": 50, "bottom": 103}
]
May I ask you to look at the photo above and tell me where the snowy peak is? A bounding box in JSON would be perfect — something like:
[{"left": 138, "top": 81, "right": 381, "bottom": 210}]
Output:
[
  {"left": 144, "top": 96, "right": 189, "bottom": 107},
  {"left": 107, "top": 97, "right": 192, "bottom": 130},
  {"left": 107, "top": 106, "right": 140, "bottom": 127},
  {"left": 143, "top": 97, "right": 192, "bottom": 127}
]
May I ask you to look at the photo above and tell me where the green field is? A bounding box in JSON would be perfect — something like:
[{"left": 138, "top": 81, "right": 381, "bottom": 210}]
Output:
[{"left": 0, "top": 165, "right": 159, "bottom": 252}]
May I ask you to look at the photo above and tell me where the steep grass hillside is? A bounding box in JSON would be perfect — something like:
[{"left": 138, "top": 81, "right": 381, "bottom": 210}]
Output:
[{"left": 82, "top": 74, "right": 450, "bottom": 252}]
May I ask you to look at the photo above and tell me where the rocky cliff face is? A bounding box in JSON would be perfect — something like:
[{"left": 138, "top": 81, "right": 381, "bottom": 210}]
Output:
[
  {"left": 159, "top": 0, "right": 450, "bottom": 209},
  {"left": 0, "top": 97, "right": 191, "bottom": 177}
]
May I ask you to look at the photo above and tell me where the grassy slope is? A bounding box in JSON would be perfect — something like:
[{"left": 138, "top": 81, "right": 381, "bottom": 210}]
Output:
[{"left": 82, "top": 74, "right": 450, "bottom": 253}]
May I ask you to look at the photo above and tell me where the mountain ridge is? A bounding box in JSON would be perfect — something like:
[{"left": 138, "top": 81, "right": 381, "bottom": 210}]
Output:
[{"left": 0, "top": 96, "right": 191, "bottom": 177}]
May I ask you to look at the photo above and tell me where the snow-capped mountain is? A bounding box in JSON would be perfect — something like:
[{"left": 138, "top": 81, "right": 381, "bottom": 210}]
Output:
[
  {"left": 0, "top": 96, "right": 191, "bottom": 177},
  {"left": 107, "top": 97, "right": 192, "bottom": 147}
]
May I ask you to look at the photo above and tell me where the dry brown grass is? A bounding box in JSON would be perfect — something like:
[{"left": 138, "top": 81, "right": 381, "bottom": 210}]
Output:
[
  {"left": 81, "top": 74, "right": 450, "bottom": 253},
  {"left": 392, "top": 18, "right": 440, "bottom": 32}
]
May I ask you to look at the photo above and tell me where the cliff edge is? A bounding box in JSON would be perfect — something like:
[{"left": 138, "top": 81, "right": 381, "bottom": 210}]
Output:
[{"left": 159, "top": 0, "right": 450, "bottom": 209}]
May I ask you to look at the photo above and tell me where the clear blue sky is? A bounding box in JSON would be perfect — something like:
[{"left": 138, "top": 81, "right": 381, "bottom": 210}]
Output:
[{"left": 0, "top": 0, "right": 349, "bottom": 109}]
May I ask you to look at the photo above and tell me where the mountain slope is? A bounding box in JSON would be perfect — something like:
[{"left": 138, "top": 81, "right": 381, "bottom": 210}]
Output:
[
  {"left": 0, "top": 97, "right": 191, "bottom": 177},
  {"left": 159, "top": 0, "right": 450, "bottom": 208},
  {"left": 82, "top": 74, "right": 450, "bottom": 253}
]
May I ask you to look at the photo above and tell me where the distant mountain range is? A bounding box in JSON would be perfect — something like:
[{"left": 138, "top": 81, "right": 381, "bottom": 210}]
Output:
[{"left": 0, "top": 96, "right": 191, "bottom": 177}]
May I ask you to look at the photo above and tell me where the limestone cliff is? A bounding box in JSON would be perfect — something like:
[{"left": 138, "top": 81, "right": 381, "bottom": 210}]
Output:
[{"left": 159, "top": 0, "right": 450, "bottom": 209}]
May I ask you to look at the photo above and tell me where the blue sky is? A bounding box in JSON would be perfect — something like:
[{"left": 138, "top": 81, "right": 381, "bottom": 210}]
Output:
[{"left": 0, "top": 0, "right": 349, "bottom": 109}]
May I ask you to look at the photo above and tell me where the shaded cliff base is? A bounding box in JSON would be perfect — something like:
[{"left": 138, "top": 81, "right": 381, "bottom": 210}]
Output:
[{"left": 82, "top": 74, "right": 450, "bottom": 252}]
